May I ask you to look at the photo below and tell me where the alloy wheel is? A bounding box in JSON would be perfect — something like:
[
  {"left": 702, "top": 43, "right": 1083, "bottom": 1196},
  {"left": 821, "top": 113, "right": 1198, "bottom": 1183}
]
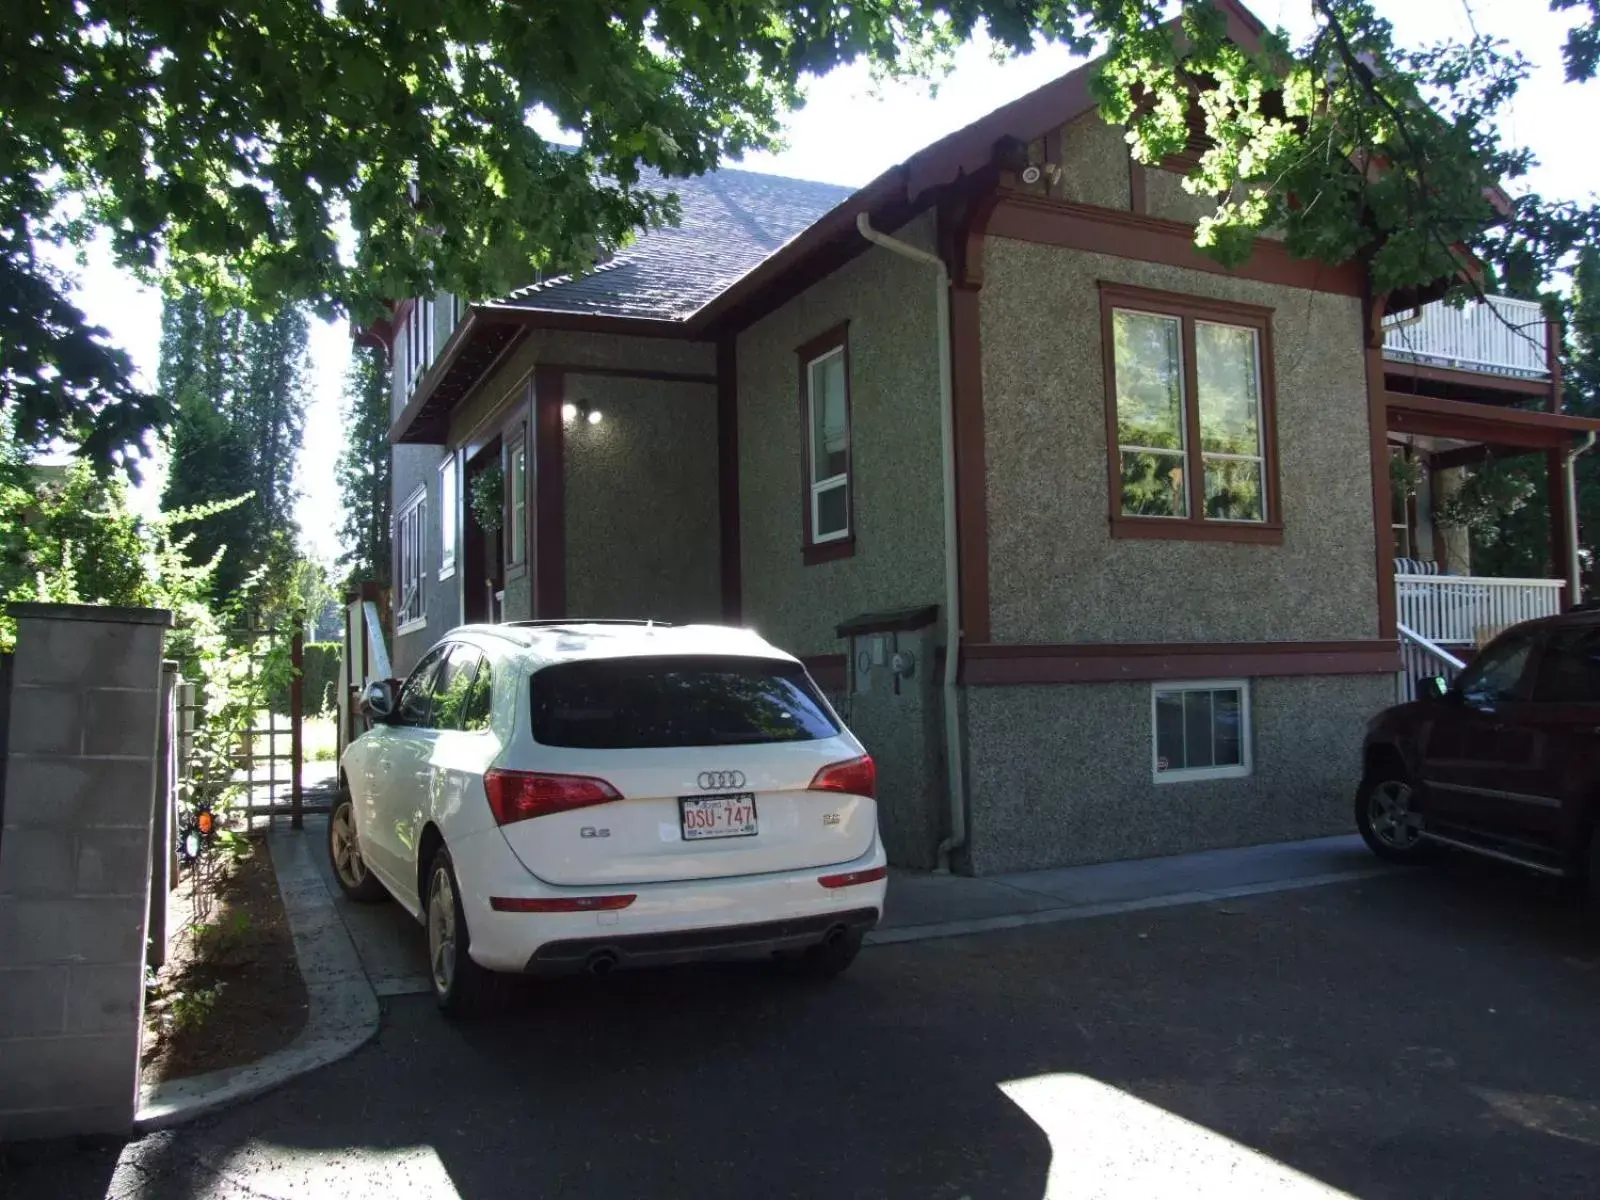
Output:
[
  {"left": 428, "top": 867, "right": 458, "bottom": 997},
  {"left": 1368, "top": 780, "right": 1421, "bottom": 850},
  {"left": 330, "top": 802, "right": 367, "bottom": 888}
]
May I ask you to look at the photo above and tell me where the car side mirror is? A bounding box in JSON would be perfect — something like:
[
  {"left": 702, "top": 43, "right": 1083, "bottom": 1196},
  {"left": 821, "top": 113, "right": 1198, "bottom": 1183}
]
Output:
[
  {"left": 360, "top": 679, "right": 397, "bottom": 723},
  {"left": 1418, "top": 675, "right": 1450, "bottom": 701}
]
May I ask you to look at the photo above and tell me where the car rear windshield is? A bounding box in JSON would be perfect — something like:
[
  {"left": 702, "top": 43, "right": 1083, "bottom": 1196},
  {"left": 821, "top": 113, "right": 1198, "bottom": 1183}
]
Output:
[{"left": 528, "top": 655, "right": 841, "bottom": 749}]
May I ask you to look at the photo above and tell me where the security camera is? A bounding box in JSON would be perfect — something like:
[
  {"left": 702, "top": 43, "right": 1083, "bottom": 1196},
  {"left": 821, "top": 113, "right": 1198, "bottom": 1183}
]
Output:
[{"left": 1020, "top": 164, "right": 1043, "bottom": 185}]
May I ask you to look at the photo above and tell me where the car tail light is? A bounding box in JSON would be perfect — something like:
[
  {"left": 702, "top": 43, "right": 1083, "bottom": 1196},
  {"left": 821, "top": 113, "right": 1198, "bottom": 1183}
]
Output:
[
  {"left": 818, "top": 865, "right": 888, "bottom": 889},
  {"left": 483, "top": 769, "right": 621, "bottom": 825},
  {"left": 490, "top": 894, "right": 636, "bottom": 912},
  {"left": 809, "top": 754, "right": 876, "bottom": 798}
]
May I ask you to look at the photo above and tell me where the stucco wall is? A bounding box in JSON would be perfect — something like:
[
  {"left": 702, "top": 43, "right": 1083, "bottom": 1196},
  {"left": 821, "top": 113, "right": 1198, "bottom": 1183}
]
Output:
[
  {"left": 1057, "top": 115, "right": 1132, "bottom": 210},
  {"left": 564, "top": 375, "right": 721, "bottom": 623},
  {"left": 978, "top": 236, "right": 1378, "bottom": 644},
  {"left": 1143, "top": 167, "right": 1216, "bottom": 225},
  {"left": 735, "top": 212, "right": 946, "bottom": 658},
  {"left": 963, "top": 672, "right": 1392, "bottom": 874}
]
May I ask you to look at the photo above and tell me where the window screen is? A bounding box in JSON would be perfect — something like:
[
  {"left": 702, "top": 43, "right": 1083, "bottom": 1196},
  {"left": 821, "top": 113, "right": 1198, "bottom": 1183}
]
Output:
[
  {"left": 1153, "top": 682, "right": 1250, "bottom": 781},
  {"left": 529, "top": 656, "right": 841, "bottom": 749}
]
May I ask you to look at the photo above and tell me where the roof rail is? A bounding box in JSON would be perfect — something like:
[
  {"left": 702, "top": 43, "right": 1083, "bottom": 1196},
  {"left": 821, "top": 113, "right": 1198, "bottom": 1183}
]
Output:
[{"left": 500, "top": 618, "right": 677, "bottom": 628}]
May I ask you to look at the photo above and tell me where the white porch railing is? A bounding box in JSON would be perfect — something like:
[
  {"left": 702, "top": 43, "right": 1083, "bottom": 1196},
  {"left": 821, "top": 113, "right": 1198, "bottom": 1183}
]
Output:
[
  {"left": 1395, "top": 573, "right": 1564, "bottom": 648},
  {"left": 1383, "top": 294, "right": 1550, "bottom": 379},
  {"left": 1396, "top": 622, "right": 1468, "bottom": 704}
]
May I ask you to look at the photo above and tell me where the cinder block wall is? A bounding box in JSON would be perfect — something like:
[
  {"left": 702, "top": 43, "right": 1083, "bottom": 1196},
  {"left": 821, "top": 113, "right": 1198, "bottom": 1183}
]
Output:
[{"left": 0, "top": 603, "right": 171, "bottom": 1142}]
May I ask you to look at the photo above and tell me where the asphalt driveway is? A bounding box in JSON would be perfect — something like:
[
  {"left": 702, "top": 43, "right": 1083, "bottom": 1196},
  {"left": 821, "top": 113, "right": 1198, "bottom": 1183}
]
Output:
[{"left": 7, "top": 856, "right": 1600, "bottom": 1199}]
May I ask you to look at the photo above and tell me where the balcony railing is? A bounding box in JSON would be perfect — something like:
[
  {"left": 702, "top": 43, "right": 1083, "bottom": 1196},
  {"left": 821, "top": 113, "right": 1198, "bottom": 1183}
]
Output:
[
  {"left": 1383, "top": 295, "right": 1550, "bottom": 380},
  {"left": 1395, "top": 573, "right": 1564, "bottom": 648}
]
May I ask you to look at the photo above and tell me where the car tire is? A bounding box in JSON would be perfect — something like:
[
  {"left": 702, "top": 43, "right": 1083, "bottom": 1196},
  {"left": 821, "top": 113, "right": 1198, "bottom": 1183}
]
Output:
[
  {"left": 778, "top": 929, "right": 864, "bottom": 980},
  {"left": 328, "top": 794, "right": 387, "bottom": 902},
  {"left": 424, "top": 846, "right": 509, "bottom": 1017},
  {"left": 1356, "top": 771, "right": 1428, "bottom": 863}
]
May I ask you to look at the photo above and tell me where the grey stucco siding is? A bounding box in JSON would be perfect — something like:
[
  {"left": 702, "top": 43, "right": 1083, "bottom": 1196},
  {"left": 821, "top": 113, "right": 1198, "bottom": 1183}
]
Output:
[
  {"left": 962, "top": 672, "right": 1392, "bottom": 874},
  {"left": 564, "top": 375, "right": 721, "bottom": 623},
  {"left": 978, "top": 236, "right": 1379, "bottom": 645},
  {"left": 735, "top": 212, "right": 946, "bottom": 659}
]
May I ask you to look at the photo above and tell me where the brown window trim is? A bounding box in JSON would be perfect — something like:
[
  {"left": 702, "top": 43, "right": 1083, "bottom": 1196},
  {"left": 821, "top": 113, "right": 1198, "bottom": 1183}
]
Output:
[
  {"left": 503, "top": 417, "right": 529, "bottom": 580},
  {"left": 796, "top": 321, "right": 856, "bottom": 565},
  {"left": 1099, "top": 281, "right": 1283, "bottom": 545}
]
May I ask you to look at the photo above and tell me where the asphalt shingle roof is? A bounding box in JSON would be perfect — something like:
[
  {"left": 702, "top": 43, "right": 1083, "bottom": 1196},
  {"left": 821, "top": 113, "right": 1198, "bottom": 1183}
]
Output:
[{"left": 499, "top": 167, "right": 853, "bottom": 322}]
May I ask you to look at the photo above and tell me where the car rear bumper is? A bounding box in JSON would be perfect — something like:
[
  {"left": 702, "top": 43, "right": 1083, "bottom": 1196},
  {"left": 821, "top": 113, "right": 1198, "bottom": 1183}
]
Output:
[
  {"left": 525, "top": 907, "right": 879, "bottom": 975},
  {"left": 449, "top": 826, "right": 887, "bottom": 973}
]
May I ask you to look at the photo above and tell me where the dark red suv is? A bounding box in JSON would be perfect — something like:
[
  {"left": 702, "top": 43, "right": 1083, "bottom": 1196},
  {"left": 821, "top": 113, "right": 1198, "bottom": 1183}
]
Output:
[{"left": 1359, "top": 609, "right": 1600, "bottom": 899}]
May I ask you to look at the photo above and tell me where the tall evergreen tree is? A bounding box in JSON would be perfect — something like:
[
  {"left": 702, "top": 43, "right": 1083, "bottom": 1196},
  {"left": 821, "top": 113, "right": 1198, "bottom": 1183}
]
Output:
[
  {"left": 158, "top": 291, "right": 309, "bottom": 605},
  {"left": 335, "top": 346, "right": 391, "bottom": 588}
]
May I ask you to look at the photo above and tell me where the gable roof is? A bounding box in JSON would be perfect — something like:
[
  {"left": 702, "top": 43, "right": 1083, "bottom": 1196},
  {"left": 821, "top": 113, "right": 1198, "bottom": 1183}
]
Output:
[{"left": 495, "top": 168, "right": 853, "bottom": 322}]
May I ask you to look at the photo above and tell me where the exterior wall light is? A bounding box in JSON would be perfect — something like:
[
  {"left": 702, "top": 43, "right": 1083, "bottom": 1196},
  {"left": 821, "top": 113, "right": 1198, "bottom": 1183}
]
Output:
[{"left": 561, "top": 402, "right": 578, "bottom": 423}]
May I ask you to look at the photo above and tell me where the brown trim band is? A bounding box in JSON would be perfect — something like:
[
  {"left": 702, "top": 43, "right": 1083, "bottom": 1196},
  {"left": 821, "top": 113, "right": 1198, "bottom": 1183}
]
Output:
[
  {"left": 988, "top": 195, "right": 1365, "bottom": 296},
  {"left": 716, "top": 339, "right": 742, "bottom": 622},
  {"left": 1384, "top": 360, "right": 1550, "bottom": 398},
  {"left": 942, "top": 187, "right": 1002, "bottom": 645},
  {"left": 800, "top": 653, "right": 848, "bottom": 691},
  {"left": 1386, "top": 391, "right": 1600, "bottom": 448},
  {"left": 961, "top": 639, "right": 1399, "bottom": 685},
  {"left": 542, "top": 363, "right": 718, "bottom": 386}
]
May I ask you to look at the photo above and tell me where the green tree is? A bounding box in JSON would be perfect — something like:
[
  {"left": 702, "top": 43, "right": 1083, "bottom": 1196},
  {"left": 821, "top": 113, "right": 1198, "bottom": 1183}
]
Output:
[
  {"left": 157, "top": 291, "right": 309, "bottom": 606},
  {"left": 6, "top": 1, "right": 1600, "bottom": 468},
  {"left": 335, "top": 346, "right": 392, "bottom": 588}
]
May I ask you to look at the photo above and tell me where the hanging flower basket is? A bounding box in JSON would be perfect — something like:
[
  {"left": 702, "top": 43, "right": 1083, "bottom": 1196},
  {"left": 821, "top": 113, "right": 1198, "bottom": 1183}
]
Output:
[{"left": 469, "top": 466, "right": 503, "bottom": 533}]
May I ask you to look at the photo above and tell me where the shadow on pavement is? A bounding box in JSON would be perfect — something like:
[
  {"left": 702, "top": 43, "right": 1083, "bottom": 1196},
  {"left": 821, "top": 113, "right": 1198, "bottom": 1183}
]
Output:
[{"left": 7, "top": 850, "right": 1600, "bottom": 1199}]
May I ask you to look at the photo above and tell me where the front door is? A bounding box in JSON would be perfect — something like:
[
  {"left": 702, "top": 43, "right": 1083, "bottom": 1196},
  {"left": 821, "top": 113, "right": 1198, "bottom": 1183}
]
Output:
[{"left": 1417, "top": 629, "right": 1538, "bottom": 833}]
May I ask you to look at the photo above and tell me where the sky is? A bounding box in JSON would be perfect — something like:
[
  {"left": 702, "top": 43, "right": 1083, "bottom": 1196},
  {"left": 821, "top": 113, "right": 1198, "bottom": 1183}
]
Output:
[{"left": 64, "top": 0, "right": 1600, "bottom": 565}]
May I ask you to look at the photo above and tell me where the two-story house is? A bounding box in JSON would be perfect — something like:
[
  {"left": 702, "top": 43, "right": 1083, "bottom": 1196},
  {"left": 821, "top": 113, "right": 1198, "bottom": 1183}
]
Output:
[{"left": 358, "top": 0, "right": 1599, "bottom": 875}]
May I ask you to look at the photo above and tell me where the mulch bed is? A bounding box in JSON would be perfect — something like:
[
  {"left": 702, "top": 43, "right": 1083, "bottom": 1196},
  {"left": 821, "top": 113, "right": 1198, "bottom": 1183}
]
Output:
[{"left": 141, "top": 836, "right": 309, "bottom": 1084}]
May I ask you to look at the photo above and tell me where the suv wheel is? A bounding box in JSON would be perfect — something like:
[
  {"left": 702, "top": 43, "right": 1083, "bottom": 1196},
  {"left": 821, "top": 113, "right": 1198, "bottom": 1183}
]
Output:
[
  {"left": 425, "top": 846, "right": 508, "bottom": 1017},
  {"left": 1356, "top": 774, "right": 1426, "bottom": 862},
  {"left": 328, "top": 794, "right": 386, "bottom": 902}
]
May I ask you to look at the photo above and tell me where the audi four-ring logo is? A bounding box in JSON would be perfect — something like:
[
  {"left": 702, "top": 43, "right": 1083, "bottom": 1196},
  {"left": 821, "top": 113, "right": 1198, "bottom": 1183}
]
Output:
[{"left": 697, "top": 769, "right": 746, "bottom": 791}]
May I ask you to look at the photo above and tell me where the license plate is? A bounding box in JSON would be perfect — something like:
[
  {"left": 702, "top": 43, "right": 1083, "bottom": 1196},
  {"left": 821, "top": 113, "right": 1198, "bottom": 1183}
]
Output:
[{"left": 679, "top": 793, "right": 758, "bottom": 840}]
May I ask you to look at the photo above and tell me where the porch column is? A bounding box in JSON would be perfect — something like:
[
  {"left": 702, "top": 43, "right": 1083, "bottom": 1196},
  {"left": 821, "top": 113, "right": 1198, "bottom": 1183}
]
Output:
[{"left": 1549, "top": 449, "right": 1575, "bottom": 607}]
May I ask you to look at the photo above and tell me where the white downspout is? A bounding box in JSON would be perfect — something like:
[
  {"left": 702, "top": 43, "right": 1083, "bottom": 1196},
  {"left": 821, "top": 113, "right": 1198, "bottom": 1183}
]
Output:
[
  {"left": 855, "top": 212, "right": 967, "bottom": 873},
  {"left": 1565, "top": 431, "right": 1595, "bottom": 606}
]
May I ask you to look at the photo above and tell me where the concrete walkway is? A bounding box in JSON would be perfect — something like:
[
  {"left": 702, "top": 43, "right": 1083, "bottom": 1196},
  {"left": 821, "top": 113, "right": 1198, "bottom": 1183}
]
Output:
[
  {"left": 872, "top": 834, "right": 1388, "bottom": 944},
  {"left": 134, "top": 826, "right": 379, "bottom": 1131}
]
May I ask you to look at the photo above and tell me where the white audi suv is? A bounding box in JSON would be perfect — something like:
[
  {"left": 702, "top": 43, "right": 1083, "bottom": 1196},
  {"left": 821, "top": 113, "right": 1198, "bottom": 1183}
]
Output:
[{"left": 332, "top": 620, "right": 886, "bottom": 1014}]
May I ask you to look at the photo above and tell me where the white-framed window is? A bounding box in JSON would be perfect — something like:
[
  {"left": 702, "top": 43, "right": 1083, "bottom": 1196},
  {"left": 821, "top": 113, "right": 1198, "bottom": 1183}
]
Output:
[
  {"left": 403, "top": 298, "right": 437, "bottom": 395},
  {"left": 802, "top": 331, "right": 850, "bottom": 546},
  {"left": 395, "top": 487, "right": 427, "bottom": 632},
  {"left": 1151, "top": 680, "right": 1251, "bottom": 783},
  {"left": 438, "top": 453, "right": 457, "bottom": 580},
  {"left": 507, "top": 432, "right": 527, "bottom": 567}
]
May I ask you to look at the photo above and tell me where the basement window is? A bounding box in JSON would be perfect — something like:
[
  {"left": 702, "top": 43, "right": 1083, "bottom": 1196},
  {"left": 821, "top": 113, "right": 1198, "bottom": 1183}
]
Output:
[{"left": 1151, "top": 680, "right": 1251, "bottom": 783}]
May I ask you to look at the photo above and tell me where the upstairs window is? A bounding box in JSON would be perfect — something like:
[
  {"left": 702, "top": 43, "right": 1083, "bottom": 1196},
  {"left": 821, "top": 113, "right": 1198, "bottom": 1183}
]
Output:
[
  {"left": 1100, "top": 283, "right": 1280, "bottom": 543},
  {"left": 402, "top": 298, "right": 436, "bottom": 394},
  {"left": 439, "top": 454, "right": 457, "bottom": 579},
  {"left": 797, "top": 323, "right": 853, "bottom": 563},
  {"left": 396, "top": 487, "right": 427, "bottom": 631}
]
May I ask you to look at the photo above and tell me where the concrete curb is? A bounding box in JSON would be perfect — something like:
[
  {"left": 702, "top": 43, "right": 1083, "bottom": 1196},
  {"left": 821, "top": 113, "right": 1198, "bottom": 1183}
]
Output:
[
  {"left": 864, "top": 866, "right": 1390, "bottom": 948},
  {"left": 134, "top": 828, "right": 380, "bottom": 1132}
]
